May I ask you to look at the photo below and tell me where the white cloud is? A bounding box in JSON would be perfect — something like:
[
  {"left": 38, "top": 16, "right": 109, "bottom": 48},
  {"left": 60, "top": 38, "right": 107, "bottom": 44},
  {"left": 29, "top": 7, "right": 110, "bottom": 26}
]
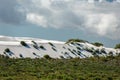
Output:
[
  {"left": 27, "top": 13, "right": 47, "bottom": 27},
  {"left": 85, "top": 13, "right": 118, "bottom": 36},
  {"left": 0, "top": 0, "right": 120, "bottom": 39}
]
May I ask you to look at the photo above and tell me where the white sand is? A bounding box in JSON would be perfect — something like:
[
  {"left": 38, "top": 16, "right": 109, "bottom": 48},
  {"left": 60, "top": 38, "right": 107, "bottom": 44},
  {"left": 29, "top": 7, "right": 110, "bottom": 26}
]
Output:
[{"left": 0, "top": 35, "right": 119, "bottom": 59}]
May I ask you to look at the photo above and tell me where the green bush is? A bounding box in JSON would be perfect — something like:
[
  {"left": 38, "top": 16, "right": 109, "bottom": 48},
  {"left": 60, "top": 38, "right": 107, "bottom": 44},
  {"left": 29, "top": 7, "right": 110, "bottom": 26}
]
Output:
[
  {"left": 85, "top": 48, "right": 93, "bottom": 53},
  {"left": 33, "top": 45, "right": 39, "bottom": 49},
  {"left": 66, "top": 39, "right": 88, "bottom": 44},
  {"left": 31, "top": 40, "right": 37, "bottom": 45},
  {"left": 20, "top": 41, "right": 27, "bottom": 46},
  {"left": 93, "top": 77, "right": 101, "bottom": 80},
  {"left": 40, "top": 45, "right": 46, "bottom": 50},
  {"left": 60, "top": 56, "right": 64, "bottom": 59},
  {"left": 101, "top": 48, "right": 107, "bottom": 54},
  {"left": 92, "top": 42, "right": 103, "bottom": 47},
  {"left": 19, "top": 54, "right": 23, "bottom": 58},
  {"left": 107, "top": 77, "right": 113, "bottom": 80},
  {"left": 44, "top": 55, "right": 52, "bottom": 59},
  {"left": 5, "top": 48, "right": 10, "bottom": 52},
  {"left": 48, "top": 42, "right": 55, "bottom": 47},
  {"left": 114, "top": 43, "right": 120, "bottom": 49},
  {"left": 0, "top": 55, "right": 119, "bottom": 80},
  {"left": 52, "top": 47, "right": 57, "bottom": 51}
]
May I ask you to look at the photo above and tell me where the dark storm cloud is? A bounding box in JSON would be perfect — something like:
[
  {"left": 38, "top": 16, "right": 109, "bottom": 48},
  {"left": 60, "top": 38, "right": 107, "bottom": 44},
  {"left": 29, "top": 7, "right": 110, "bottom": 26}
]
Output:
[{"left": 0, "top": 0, "right": 25, "bottom": 24}]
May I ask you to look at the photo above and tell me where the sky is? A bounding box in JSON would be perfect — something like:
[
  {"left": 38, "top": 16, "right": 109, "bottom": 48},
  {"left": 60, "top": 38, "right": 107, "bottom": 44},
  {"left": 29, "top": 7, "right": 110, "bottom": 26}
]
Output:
[{"left": 0, "top": 0, "right": 120, "bottom": 48}]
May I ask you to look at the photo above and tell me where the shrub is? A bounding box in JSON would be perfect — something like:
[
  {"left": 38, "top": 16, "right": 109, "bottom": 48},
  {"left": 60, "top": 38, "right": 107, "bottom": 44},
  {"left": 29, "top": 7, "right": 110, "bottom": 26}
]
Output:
[
  {"left": 40, "top": 45, "right": 46, "bottom": 50},
  {"left": 33, "top": 52, "right": 36, "bottom": 55},
  {"left": 95, "top": 49, "right": 101, "bottom": 54},
  {"left": 93, "top": 77, "right": 101, "bottom": 80},
  {"left": 92, "top": 51, "right": 98, "bottom": 57},
  {"left": 117, "top": 53, "right": 120, "bottom": 57},
  {"left": 66, "top": 39, "right": 88, "bottom": 44},
  {"left": 20, "top": 41, "right": 27, "bottom": 46},
  {"left": 6, "top": 78, "right": 13, "bottom": 80},
  {"left": 5, "top": 48, "right": 10, "bottom": 52},
  {"left": 85, "top": 48, "right": 93, "bottom": 53},
  {"left": 78, "top": 77, "right": 85, "bottom": 80},
  {"left": 0, "top": 55, "right": 119, "bottom": 79},
  {"left": 76, "top": 47, "right": 81, "bottom": 50},
  {"left": 77, "top": 51, "right": 81, "bottom": 56},
  {"left": 107, "top": 77, "right": 113, "bottom": 80},
  {"left": 73, "top": 49, "right": 77, "bottom": 53},
  {"left": 48, "top": 42, "right": 55, "bottom": 47},
  {"left": 114, "top": 43, "right": 120, "bottom": 49},
  {"left": 19, "top": 54, "right": 23, "bottom": 58},
  {"left": 0, "top": 54, "right": 6, "bottom": 58},
  {"left": 33, "top": 45, "right": 39, "bottom": 49},
  {"left": 44, "top": 55, "right": 52, "bottom": 59},
  {"left": 52, "top": 47, "right": 57, "bottom": 51},
  {"left": 101, "top": 48, "right": 107, "bottom": 54},
  {"left": 108, "top": 51, "right": 113, "bottom": 56},
  {"left": 60, "top": 56, "right": 64, "bottom": 59},
  {"left": 31, "top": 40, "right": 37, "bottom": 45},
  {"left": 92, "top": 42, "right": 103, "bottom": 47},
  {"left": 108, "top": 51, "right": 114, "bottom": 59},
  {"left": 76, "top": 43, "right": 83, "bottom": 47},
  {"left": 63, "top": 46, "right": 66, "bottom": 49}
]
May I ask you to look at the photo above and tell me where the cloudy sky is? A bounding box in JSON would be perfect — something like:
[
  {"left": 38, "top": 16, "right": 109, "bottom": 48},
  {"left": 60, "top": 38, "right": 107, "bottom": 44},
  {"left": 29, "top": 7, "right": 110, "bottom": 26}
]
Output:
[{"left": 0, "top": 0, "right": 120, "bottom": 47}]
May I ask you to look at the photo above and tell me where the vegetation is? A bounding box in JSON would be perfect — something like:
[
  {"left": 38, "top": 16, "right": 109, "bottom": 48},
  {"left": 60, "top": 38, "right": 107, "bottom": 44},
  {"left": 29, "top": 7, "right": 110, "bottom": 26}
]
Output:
[
  {"left": 101, "top": 48, "right": 107, "bottom": 54},
  {"left": 43, "top": 55, "right": 52, "bottom": 59},
  {"left": 114, "top": 43, "right": 120, "bottom": 49},
  {"left": 31, "top": 41, "right": 37, "bottom": 45},
  {"left": 33, "top": 45, "right": 39, "bottom": 50},
  {"left": 92, "top": 42, "right": 103, "bottom": 47},
  {"left": 20, "top": 41, "right": 27, "bottom": 46},
  {"left": 52, "top": 47, "right": 57, "bottom": 52},
  {"left": 4, "top": 48, "right": 10, "bottom": 52},
  {"left": 48, "top": 42, "right": 55, "bottom": 47},
  {"left": 0, "top": 55, "right": 120, "bottom": 80},
  {"left": 66, "top": 39, "right": 88, "bottom": 44},
  {"left": 40, "top": 45, "right": 46, "bottom": 50}
]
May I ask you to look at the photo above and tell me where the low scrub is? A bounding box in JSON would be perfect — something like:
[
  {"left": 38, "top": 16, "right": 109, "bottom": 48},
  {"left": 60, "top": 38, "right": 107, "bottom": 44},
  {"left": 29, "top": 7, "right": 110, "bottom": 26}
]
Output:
[
  {"left": 44, "top": 55, "right": 52, "bottom": 59},
  {"left": 66, "top": 39, "right": 88, "bottom": 44},
  {"left": 115, "top": 43, "right": 120, "bottom": 49},
  {"left": 92, "top": 42, "right": 103, "bottom": 47},
  {"left": 40, "top": 45, "right": 46, "bottom": 50},
  {"left": 4, "top": 48, "right": 10, "bottom": 52},
  {"left": 20, "top": 41, "right": 27, "bottom": 46},
  {"left": 0, "top": 55, "right": 119, "bottom": 80},
  {"left": 48, "top": 42, "right": 55, "bottom": 47}
]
